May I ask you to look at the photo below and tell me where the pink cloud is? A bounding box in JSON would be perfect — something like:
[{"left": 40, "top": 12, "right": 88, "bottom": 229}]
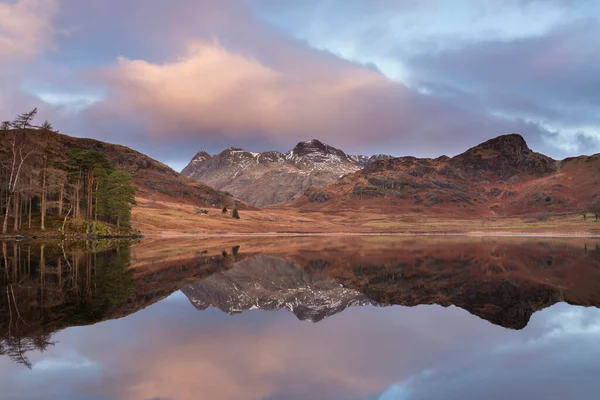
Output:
[
  {"left": 86, "top": 36, "right": 527, "bottom": 155},
  {"left": 0, "top": 0, "right": 58, "bottom": 62}
]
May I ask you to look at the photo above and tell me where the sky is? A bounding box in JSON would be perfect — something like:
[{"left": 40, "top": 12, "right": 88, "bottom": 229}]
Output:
[
  {"left": 1, "top": 0, "right": 599, "bottom": 171},
  {"left": 1, "top": 293, "right": 600, "bottom": 400}
]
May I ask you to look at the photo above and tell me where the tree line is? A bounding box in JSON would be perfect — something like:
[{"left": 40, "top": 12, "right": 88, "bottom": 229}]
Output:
[{"left": 1, "top": 109, "right": 137, "bottom": 235}]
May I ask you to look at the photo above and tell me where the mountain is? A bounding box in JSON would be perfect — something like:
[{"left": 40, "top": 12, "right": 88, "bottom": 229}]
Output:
[
  {"left": 298, "top": 134, "right": 600, "bottom": 217},
  {"left": 182, "top": 255, "right": 375, "bottom": 322},
  {"left": 181, "top": 139, "right": 393, "bottom": 206}
]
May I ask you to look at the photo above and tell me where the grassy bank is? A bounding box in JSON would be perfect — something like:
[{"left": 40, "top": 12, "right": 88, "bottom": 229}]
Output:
[{"left": 132, "top": 196, "right": 600, "bottom": 236}]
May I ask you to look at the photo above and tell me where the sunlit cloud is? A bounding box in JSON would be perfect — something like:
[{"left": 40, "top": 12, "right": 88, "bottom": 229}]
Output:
[
  {"left": 0, "top": 0, "right": 59, "bottom": 61},
  {"left": 0, "top": 0, "right": 598, "bottom": 161}
]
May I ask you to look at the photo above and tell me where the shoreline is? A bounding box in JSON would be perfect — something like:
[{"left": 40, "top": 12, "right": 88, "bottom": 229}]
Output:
[
  {"left": 0, "top": 234, "right": 144, "bottom": 241},
  {"left": 149, "top": 231, "right": 600, "bottom": 238}
]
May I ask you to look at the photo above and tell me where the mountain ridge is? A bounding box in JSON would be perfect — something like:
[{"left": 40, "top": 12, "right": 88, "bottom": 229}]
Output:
[
  {"left": 181, "top": 139, "right": 394, "bottom": 206},
  {"left": 296, "top": 133, "right": 599, "bottom": 217}
]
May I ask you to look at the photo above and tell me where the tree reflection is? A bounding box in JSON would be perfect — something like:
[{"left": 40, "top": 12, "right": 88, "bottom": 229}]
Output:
[
  {"left": 0, "top": 241, "right": 135, "bottom": 368},
  {"left": 0, "top": 333, "right": 55, "bottom": 369}
]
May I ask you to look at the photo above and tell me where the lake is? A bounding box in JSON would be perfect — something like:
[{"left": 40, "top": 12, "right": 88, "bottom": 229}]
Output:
[{"left": 1, "top": 236, "right": 600, "bottom": 400}]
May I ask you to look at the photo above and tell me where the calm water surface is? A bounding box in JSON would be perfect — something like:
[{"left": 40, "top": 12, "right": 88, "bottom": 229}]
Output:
[{"left": 1, "top": 236, "right": 600, "bottom": 400}]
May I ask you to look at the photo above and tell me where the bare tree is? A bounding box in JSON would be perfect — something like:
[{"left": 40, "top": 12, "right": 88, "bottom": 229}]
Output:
[
  {"left": 40, "top": 155, "right": 47, "bottom": 231},
  {"left": 2, "top": 130, "right": 36, "bottom": 234}
]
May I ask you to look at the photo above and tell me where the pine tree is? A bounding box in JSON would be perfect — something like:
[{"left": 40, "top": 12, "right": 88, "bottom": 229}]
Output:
[{"left": 231, "top": 202, "right": 240, "bottom": 219}]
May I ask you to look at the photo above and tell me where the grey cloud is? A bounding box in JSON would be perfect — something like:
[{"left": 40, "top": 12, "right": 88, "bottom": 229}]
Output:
[
  {"left": 378, "top": 305, "right": 600, "bottom": 400},
  {"left": 405, "top": 20, "right": 600, "bottom": 154}
]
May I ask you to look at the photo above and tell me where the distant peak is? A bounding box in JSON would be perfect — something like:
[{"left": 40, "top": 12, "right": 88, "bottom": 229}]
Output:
[
  {"left": 226, "top": 147, "right": 244, "bottom": 152},
  {"left": 193, "top": 150, "right": 210, "bottom": 158},
  {"left": 190, "top": 151, "right": 211, "bottom": 163},
  {"left": 305, "top": 139, "right": 324, "bottom": 145},
  {"left": 291, "top": 139, "right": 338, "bottom": 155},
  {"left": 474, "top": 134, "right": 530, "bottom": 154}
]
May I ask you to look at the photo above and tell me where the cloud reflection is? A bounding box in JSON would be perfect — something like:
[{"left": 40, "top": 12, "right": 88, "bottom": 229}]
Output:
[{"left": 1, "top": 297, "right": 599, "bottom": 399}]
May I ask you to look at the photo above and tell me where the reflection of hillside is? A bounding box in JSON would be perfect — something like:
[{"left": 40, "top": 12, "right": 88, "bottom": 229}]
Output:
[
  {"left": 179, "top": 237, "right": 600, "bottom": 329},
  {"left": 0, "top": 240, "right": 238, "bottom": 367},
  {"left": 2, "top": 236, "right": 600, "bottom": 367},
  {"left": 293, "top": 238, "right": 600, "bottom": 329}
]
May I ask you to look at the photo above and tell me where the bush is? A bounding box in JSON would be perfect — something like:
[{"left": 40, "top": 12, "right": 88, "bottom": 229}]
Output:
[
  {"left": 231, "top": 203, "right": 240, "bottom": 219},
  {"left": 593, "top": 200, "right": 600, "bottom": 221}
]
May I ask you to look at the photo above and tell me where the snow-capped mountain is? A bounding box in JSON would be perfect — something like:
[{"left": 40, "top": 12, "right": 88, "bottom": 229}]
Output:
[
  {"left": 181, "top": 255, "right": 377, "bottom": 322},
  {"left": 181, "top": 139, "right": 392, "bottom": 206},
  {"left": 348, "top": 154, "right": 396, "bottom": 166}
]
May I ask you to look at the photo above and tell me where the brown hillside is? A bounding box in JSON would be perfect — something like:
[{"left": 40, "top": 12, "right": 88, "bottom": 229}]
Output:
[
  {"left": 0, "top": 129, "right": 239, "bottom": 209},
  {"left": 296, "top": 134, "right": 599, "bottom": 217}
]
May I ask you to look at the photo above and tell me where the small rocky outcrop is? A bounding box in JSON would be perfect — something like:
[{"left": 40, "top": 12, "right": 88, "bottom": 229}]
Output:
[{"left": 450, "top": 134, "right": 557, "bottom": 178}]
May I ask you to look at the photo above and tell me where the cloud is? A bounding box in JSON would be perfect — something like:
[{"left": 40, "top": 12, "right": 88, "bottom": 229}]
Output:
[
  {"left": 2, "top": 0, "right": 598, "bottom": 165},
  {"left": 377, "top": 304, "right": 600, "bottom": 400},
  {"left": 0, "top": 0, "right": 59, "bottom": 61},
  {"left": 405, "top": 20, "right": 600, "bottom": 155},
  {"left": 253, "top": 0, "right": 600, "bottom": 157},
  {"left": 3, "top": 289, "right": 600, "bottom": 400},
  {"left": 83, "top": 38, "right": 551, "bottom": 160}
]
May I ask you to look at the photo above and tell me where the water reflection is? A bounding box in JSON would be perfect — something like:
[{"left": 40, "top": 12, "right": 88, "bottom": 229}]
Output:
[
  {"left": 1, "top": 236, "right": 600, "bottom": 399},
  {"left": 0, "top": 239, "right": 234, "bottom": 368}
]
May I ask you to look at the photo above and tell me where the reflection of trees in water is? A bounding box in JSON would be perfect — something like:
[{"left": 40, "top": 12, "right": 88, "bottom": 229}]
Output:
[
  {"left": 0, "top": 332, "right": 54, "bottom": 369},
  {"left": 0, "top": 241, "right": 134, "bottom": 368}
]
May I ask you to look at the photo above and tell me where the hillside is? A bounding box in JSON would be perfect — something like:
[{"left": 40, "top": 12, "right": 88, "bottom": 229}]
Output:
[
  {"left": 4, "top": 128, "right": 598, "bottom": 236},
  {"left": 0, "top": 128, "right": 244, "bottom": 236},
  {"left": 15, "top": 129, "right": 236, "bottom": 208},
  {"left": 181, "top": 139, "right": 392, "bottom": 206},
  {"left": 296, "top": 134, "right": 600, "bottom": 217}
]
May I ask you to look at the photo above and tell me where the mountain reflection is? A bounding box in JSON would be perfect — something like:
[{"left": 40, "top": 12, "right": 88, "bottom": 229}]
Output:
[
  {"left": 181, "top": 236, "right": 600, "bottom": 329},
  {"left": 2, "top": 236, "right": 600, "bottom": 367}
]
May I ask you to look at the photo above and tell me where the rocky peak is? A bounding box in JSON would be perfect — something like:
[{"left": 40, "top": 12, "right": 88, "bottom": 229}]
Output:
[
  {"left": 190, "top": 151, "right": 211, "bottom": 163},
  {"left": 450, "top": 133, "right": 557, "bottom": 177},
  {"left": 472, "top": 134, "right": 531, "bottom": 156},
  {"left": 223, "top": 147, "right": 246, "bottom": 153},
  {"left": 180, "top": 151, "right": 212, "bottom": 176},
  {"left": 350, "top": 153, "right": 395, "bottom": 167},
  {"left": 286, "top": 139, "right": 347, "bottom": 159}
]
